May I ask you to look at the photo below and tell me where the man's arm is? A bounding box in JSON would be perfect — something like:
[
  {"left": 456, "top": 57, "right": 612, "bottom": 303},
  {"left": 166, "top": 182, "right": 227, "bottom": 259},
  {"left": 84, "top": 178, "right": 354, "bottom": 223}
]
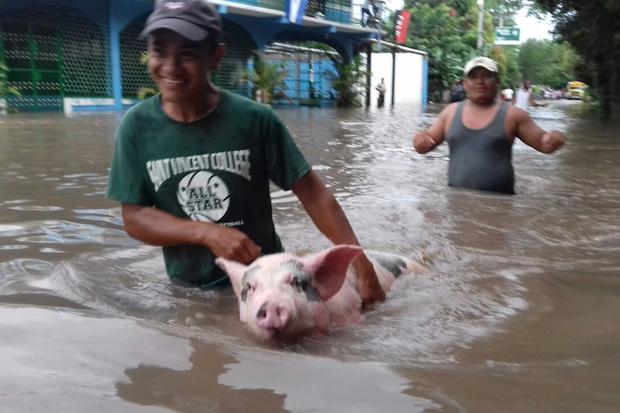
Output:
[
  {"left": 513, "top": 109, "right": 566, "bottom": 154},
  {"left": 121, "top": 204, "right": 261, "bottom": 264},
  {"left": 413, "top": 108, "right": 447, "bottom": 153},
  {"left": 291, "top": 170, "right": 386, "bottom": 306}
]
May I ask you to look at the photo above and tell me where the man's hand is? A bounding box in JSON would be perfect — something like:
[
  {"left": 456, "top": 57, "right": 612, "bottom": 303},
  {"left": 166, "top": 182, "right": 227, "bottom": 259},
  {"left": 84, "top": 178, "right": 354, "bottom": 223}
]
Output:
[
  {"left": 352, "top": 254, "right": 385, "bottom": 307},
  {"left": 540, "top": 130, "right": 565, "bottom": 153},
  {"left": 413, "top": 131, "right": 440, "bottom": 154},
  {"left": 202, "top": 224, "right": 261, "bottom": 264}
]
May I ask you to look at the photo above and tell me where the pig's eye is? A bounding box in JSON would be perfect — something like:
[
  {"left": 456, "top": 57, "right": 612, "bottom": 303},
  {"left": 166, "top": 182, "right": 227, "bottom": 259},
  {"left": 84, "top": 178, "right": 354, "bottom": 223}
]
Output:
[
  {"left": 240, "top": 283, "right": 255, "bottom": 302},
  {"left": 291, "top": 276, "right": 305, "bottom": 292}
]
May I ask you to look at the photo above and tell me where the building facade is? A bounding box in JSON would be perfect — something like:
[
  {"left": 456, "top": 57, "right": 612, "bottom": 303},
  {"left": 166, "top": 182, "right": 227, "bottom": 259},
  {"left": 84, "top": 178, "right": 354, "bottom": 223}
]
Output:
[{"left": 0, "top": 0, "right": 426, "bottom": 112}]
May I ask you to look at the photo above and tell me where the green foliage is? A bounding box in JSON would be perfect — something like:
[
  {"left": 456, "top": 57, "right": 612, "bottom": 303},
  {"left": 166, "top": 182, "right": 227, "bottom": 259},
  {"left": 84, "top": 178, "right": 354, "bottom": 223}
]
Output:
[
  {"left": 485, "top": 0, "right": 523, "bottom": 27},
  {"left": 0, "top": 60, "right": 20, "bottom": 113},
  {"left": 327, "top": 55, "right": 367, "bottom": 107},
  {"left": 405, "top": 0, "right": 474, "bottom": 16},
  {"left": 137, "top": 52, "right": 159, "bottom": 99},
  {"left": 0, "top": 60, "right": 20, "bottom": 98},
  {"left": 243, "top": 53, "right": 287, "bottom": 104},
  {"left": 534, "top": 0, "right": 620, "bottom": 117},
  {"left": 490, "top": 45, "right": 521, "bottom": 88},
  {"left": 518, "top": 39, "right": 581, "bottom": 89},
  {"left": 400, "top": 1, "right": 528, "bottom": 51},
  {"left": 137, "top": 87, "right": 158, "bottom": 100},
  {"left": 396, "top": 0, "right": 590, "bottom": 101},
  {"left": 402, "top": 3, "right": 477, "bottom": 100},
  {"left": 140, "top": 51, "right": 149, "bottom": 66}
]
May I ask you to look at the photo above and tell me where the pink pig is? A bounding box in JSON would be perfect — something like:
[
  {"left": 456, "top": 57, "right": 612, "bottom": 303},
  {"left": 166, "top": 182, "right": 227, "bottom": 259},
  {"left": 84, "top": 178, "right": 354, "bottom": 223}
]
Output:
[{"left": 215, "top": 245, "right": 425, "bottom": 342}]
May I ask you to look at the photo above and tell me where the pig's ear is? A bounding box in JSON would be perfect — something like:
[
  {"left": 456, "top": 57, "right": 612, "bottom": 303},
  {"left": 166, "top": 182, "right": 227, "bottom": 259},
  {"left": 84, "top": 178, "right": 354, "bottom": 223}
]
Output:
[
  {"left": 215, "top": 257, "right": 247, "bottom": 300},
  {"left": 302, "top": 245, "right": 363, "bottom": 300}
]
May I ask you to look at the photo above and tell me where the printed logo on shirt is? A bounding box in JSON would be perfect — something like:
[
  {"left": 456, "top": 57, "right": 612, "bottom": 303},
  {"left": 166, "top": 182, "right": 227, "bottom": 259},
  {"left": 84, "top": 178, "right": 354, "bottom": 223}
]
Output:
[
  {"left": 146, "top": 150, "right": 251, "bottom": 192},
  {"left": 177, "top": 170, "right": 230, "bottom": 222}
]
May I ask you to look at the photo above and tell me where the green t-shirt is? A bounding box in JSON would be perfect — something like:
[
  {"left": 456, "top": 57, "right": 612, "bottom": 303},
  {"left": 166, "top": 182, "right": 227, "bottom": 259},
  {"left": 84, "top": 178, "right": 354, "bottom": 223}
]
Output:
[{"left": 107, "top": 90, "right": 311, "bottom": 287}]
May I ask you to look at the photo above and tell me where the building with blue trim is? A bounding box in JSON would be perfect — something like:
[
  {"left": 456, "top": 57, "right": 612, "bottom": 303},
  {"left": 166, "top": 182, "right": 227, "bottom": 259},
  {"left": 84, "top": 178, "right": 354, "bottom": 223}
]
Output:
[{"left": 0, "top": 0, "right": 427, "bottom": 112}]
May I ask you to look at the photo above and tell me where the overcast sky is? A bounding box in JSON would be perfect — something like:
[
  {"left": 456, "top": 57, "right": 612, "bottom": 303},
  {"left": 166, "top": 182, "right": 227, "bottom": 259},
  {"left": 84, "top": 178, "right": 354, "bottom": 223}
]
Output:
[{"left": 515, "top": 7, "right": 554, "bottom": 42}]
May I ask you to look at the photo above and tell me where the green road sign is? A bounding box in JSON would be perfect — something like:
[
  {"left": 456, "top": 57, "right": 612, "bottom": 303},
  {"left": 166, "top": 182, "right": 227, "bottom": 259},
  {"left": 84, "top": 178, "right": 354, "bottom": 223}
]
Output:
[{"left": 495, "top": 27, "right": 520, "bottom": 45}]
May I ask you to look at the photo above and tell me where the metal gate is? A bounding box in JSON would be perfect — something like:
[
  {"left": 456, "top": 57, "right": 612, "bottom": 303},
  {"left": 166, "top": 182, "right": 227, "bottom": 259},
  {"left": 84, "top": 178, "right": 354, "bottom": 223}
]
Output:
[
  {"left": 120, "top": 18, "right": 257, "bottom": 99},
  {"left": 0, "top": 0, "right": 111, "bottom": 112},
  {"left": 1, "top": 22, "right": 64, "bottom": 111},
  {"left": 265, "top": 43, "right": 339, "bottom": 106}
]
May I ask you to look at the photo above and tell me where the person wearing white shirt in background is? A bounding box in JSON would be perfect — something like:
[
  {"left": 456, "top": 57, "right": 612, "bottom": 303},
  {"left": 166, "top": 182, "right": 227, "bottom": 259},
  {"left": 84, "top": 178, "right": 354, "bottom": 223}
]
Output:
[
  {"left": 501, "top": 87, "right": 514, "bottom": 102},
  {"left": 514, "top": 80, "right": 547, "bottom": 110}
]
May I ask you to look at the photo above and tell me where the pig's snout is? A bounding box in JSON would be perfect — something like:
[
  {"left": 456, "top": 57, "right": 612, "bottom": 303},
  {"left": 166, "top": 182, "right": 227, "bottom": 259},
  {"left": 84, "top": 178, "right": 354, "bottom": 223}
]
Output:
[{"left": 256, "top": 302, "right": 290, "bottom": 331}]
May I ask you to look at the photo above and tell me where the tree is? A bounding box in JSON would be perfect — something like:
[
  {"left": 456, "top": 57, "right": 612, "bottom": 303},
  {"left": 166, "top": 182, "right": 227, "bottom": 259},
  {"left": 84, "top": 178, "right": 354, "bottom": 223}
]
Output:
[
  {"left": 397, "top": 1, "right": 527, "bottom": 99},
  {"left": 327, "top": 54, "right": 367, "bottom": 107},
  {"left": 406, "top": 0, "right": 475, "bottom": 17},
  {"left": 490, "top": 45, "right": 521, "bottom": 88},
  {"left": 243, "top": 53, "right": 287, "bottom": 104},
  {"left": 485, "top": 0, "right": 523, "bottom": 27},
  {"left": 534, "top": 0, "right": 620, "bottom": 116},
  {"left": 403, "top": 3, "right": 477, "bottom": 101},
  {"left": 518, "top": 39, "right": 579, "bottom": 89}
]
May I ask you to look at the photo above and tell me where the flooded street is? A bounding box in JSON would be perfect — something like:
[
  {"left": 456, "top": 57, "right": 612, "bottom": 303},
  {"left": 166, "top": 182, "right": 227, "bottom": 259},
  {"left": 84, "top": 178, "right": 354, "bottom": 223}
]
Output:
[{"left": 1, "top": 100, "right": 619, "bottom": 412}]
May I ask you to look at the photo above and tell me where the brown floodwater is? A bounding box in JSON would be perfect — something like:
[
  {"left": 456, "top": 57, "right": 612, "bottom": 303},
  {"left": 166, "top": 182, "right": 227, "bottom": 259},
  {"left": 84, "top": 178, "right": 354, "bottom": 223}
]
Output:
[{"left": 0, "top": 100, "right": 618, "bottom": 412}]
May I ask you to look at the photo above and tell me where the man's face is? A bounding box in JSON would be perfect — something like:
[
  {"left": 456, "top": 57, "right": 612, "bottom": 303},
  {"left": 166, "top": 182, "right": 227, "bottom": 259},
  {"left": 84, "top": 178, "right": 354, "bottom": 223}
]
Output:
[
  {"left": 147, "top": 30, "right": 220, "bottom": 102},
  {"left": 463, "top": 67, "right": 499, "bottom": 103}
]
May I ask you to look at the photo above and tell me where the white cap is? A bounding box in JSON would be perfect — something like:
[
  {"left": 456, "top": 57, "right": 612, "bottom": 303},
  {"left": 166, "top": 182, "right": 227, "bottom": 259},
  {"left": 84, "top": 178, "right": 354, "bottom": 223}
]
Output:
[{"left": 463, "top": 56, "right": 499, "bottom": 76}]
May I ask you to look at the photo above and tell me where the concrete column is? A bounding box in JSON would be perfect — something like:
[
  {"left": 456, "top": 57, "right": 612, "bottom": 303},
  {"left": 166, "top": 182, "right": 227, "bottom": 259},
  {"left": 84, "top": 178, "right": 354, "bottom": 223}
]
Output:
[
  {"left": 422, "top": 56, "right": 429, "bottom": 108},
  {"left": 391, "top": 46, "right": 396, "bottom": 106},
  {"left": 109, "top": 18, "right": 123, "bottom": 111},
  {"left": 108, "top": 0, "right": 153, "bottom": 111},
  {"left": 365, "top": 42, "right": 372, "bottom": 107}
]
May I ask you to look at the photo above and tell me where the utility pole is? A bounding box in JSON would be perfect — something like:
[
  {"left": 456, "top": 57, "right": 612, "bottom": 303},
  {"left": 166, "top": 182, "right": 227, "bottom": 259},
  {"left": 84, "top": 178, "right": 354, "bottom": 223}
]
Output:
[{"left": 476, "top": 0, "right": 485, "bottom": 51}]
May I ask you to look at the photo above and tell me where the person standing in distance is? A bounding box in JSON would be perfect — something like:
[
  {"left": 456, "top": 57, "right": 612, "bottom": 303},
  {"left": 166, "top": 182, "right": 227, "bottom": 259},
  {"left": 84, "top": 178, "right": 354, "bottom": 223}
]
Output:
[
  {"left": 107, "top": 0, "right": 385, "bottom": 305},
  {"left": 375, "top": 78, "right": 387, "bottom": 107},
  {"left": 413, "top": 57, "right": 566, "bottom": 194},
  {"left": 514, "top": 80, "right": 547, "bottom": 110}
]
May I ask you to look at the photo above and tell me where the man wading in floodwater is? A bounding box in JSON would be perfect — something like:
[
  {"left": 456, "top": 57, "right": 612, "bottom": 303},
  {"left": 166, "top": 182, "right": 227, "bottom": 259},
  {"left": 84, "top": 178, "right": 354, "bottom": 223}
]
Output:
[
  {"left": 106, "top": 0, "right": 385, "bottom": 305},
  {"left": 413, "top": 56, "right": 566, "bottom": 194}
]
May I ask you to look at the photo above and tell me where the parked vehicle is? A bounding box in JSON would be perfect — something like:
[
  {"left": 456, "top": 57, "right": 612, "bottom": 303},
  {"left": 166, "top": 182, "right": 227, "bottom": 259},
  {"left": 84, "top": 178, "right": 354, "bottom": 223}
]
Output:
[{"left": 566, "top": 81, "right": 588, "bottom": 100}]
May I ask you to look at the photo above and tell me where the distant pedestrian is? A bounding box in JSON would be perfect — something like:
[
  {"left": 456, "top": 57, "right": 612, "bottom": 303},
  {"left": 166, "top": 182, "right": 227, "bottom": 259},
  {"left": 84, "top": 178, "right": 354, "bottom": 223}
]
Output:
[
  {"left": 375, "top": 78, "right": 386, "bottom": 107},
  {"left": 514, "top": 80, "right": 546, "bottom": 111},
  {"left": 450, "top": 80, "right": 466, "bottom": 102}
]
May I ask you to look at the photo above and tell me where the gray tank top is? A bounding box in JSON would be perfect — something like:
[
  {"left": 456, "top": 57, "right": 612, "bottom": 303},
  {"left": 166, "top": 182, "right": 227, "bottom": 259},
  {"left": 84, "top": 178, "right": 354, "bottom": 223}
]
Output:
[{"left": 446, "top": 101, "right": 514, "bottom": 194}]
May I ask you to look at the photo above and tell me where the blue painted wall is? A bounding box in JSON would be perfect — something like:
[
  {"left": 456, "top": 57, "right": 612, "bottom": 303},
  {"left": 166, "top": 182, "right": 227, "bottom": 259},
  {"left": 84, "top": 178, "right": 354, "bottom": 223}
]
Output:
[{"left": 2, "top": 0, "right": 405, "bottom": 111}]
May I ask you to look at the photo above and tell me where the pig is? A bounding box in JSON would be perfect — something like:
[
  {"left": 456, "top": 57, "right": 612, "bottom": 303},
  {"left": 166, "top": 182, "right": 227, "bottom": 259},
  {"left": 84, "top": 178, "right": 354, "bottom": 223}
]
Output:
[{"left": 215, "top": 245, "right": 425, "bottom": 342}]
